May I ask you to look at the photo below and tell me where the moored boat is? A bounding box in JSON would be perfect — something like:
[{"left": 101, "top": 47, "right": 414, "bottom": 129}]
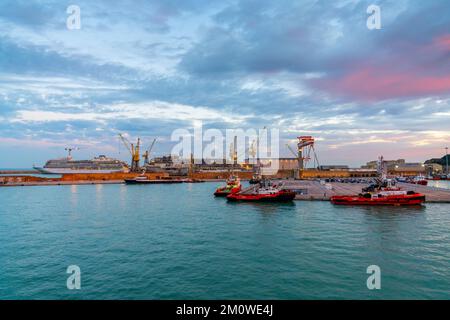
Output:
[
  {"left": 331, "top": 179, "right": 425, "bottom": 206},
  {"left": 226, "top": 180, "right": 296, "bottom": 202},
  {"left": 214, "top": 175, "right": 241, "bottom": 196},
  {"left": 34, "top": 152, "right": 127, "bottom": 174},
  {"left": 331, "top": 191, "right": 425, "bottom": 206}
]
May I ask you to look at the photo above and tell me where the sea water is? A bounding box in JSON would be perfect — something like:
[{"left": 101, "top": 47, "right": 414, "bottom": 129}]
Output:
[{"left": 0, "top": 183, "right": 449, "bottom": 299}]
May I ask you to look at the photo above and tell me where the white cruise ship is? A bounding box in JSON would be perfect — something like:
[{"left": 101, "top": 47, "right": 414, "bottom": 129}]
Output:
[{"left": 34, "top": 154, "right": 128, "bottom": 174}]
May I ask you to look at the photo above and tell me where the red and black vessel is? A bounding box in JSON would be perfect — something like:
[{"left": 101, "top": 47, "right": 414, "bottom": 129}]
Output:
[
  {"left": 331, "top": 179, "right": 425, "bottom": 206},
  {"left": 331, "top": 192, "right": 425, "bottom": 206},
  {"left": 226, "top": 180, "right": 296, "bottom": 202}
]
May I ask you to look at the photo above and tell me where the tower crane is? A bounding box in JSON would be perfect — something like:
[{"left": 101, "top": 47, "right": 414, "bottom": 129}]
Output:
[{"left": 118, "top": 133, "right": 141, "bottom": 172}]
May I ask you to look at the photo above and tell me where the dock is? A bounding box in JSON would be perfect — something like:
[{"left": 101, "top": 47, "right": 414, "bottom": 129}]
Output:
[
  {"left": 0, "top": 180, "right": 124, "bottom": 187},
  {"left": 283, "top": 180, "right": 450, "bottom": 203},
  {"left": 1, "top": 175, "right": 450, "bottom": 203}
]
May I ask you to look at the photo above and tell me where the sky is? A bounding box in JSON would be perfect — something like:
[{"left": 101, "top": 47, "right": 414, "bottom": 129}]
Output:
[{"left": 0, "top": 0, "right": 449, "bottom": 168}]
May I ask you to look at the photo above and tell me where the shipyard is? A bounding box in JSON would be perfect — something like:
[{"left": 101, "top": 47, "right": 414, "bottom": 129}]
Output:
[{"left": 1, "top": 134, "right": 449, "bottom": 203}]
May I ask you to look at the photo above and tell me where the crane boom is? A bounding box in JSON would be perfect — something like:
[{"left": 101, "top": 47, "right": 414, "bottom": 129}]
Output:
[
  {"left": 143, "top": 138, "right": 157, "bottom": 165},
  {"left": 148, "top": 138, "right": 156, "bottom": 154},
  {"left": 286, "top": 144, "right": 298, "bottom": 157}
]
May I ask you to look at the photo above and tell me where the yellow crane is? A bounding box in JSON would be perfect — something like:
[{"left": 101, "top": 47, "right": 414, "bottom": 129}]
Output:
[{"left": 118, "top": 133, "right": 141, "bottom": 172}]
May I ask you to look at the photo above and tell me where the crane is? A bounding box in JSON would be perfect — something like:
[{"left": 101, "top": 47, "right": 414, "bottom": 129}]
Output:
[
  {"left": 229, "top": 136, "right": 238, "bottom": 166},
  {"left": 249, "top": 139, "right": 257, "bottom": 162},
  {"left": 286, "top": 135, "right": 320, "bottom": 178},
  {"left": 118, "top": 133, "right": 141, "bottom": 172},
  {"left": 142, "top": 138, "right": 157, "bottom": 165},
  {"left": 297, "top": 136, "right": 320, "bottom": 170}
]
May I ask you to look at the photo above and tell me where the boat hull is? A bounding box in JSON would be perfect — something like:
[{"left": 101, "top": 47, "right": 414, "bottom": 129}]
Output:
[
  {"left": 227, "top": 190, "right": 296, "bottom": 202},
  {"left": 330, "top": 194, "right": 426, "bottom": 206},
  {"left": 34, "top": 167, "right": 125, "bottom": 174}
]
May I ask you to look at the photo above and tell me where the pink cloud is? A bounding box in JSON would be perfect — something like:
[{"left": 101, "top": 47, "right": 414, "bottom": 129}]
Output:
[
  {"left": 434, "top": 35, "right": 450, "bottom": 51},
  {"left": 314, "top": 67, "right": 450, "bottom": 101},
  {"left": 312, "top": 34, "right": 450, "bottom": 101}
]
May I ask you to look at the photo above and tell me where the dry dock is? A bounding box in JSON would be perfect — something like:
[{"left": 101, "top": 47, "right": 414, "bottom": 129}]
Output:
[{"left": 284, "top": 180, "right": 450, "bottom": 203}]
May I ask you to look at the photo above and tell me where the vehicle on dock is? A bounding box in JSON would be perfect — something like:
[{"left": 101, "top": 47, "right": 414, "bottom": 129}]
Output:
[
  {"left": 226, "top": 180, "right": 296, "bottom": 202},
  {"left": 331, "top": 179, "right": 425, "bottom": 206},
  {"left": 430, "top": 174, "right": 449, "bottom": 180},
  {"left": 214, "top": 175, "right": 241, "bottom": 196},
  {"left": 396, "top": 175, "right": 428, "bottom": 186}
]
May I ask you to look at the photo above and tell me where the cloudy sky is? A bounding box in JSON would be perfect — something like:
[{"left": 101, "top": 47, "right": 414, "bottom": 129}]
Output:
[{"left": 0, "top": 0, "right": 449, "bottom": 167}]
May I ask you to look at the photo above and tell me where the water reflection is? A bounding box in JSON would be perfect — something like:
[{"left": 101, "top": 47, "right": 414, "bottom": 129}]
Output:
[
  {"left": 95, "top": 184, "right": 104, "bottom": 213},
  {"left": 226, "top": 200, "right": 296, "bottom": 215},
  {"left": 360, "top": 205, "right": 426, "bottom": 218},
  {"left": 70, "top": 185, "right": 78, "bottom": 207},
  {"left": 119, "top": 184, "right": 127, "bottom": 209}
]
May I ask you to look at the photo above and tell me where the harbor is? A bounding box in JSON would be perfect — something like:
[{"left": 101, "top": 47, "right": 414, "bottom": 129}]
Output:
[{"left": 1, "top": 181, "right": 450, "bottom": 299}]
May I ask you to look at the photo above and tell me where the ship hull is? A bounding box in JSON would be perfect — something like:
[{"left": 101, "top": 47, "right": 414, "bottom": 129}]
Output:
[
  {"left": 330, "top": 194, "right": 426, "bottom": 206},
  {"left": 227, "top": 190, "right": 296, "bottom": 202},
  {"left": 34, "top": 167, "right": 125, "bottom": 174}
]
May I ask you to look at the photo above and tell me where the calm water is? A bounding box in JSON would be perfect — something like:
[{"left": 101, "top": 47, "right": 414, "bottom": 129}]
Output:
[{"left": 0, "top": 183, "right": 449, "bottom": 300}]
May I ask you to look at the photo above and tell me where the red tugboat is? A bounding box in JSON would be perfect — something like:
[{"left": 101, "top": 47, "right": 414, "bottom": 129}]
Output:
[
  {"left": 331, "top": 179, "right": 425, "bottom": 206},
  {"left": 214, "top": 175, "right": 242, "bottom": 197},
  {"left": 227, "top": 180, "right": 296, "bottom": 202}
]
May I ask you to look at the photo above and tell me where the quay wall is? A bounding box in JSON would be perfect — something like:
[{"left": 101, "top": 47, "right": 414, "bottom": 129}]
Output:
[{"left": 0, "top": 172, "right": 168, "bottom": 184}]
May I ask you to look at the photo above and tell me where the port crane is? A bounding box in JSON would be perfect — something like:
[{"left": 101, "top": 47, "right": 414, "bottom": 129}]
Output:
[
  {"left": 286, "top": 135, "right": 320, "bottom": 178},
  {"left": 229, "top": 136, "right": 238, "bottom": 166},
  {"left": 118, "top": 134, "right": 141, "bottom": 172},
  {"left": 142, "top": 138, "right": 157, "bottom": 165}
]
